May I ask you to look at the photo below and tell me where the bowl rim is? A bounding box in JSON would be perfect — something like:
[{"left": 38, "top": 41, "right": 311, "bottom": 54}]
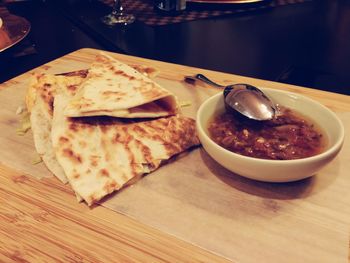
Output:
[{"left": 196, "top": 88, "right": 345, "bottom": 164}]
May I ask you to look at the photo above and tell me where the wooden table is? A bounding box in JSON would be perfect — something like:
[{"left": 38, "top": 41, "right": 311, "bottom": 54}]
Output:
[{"left": 0, "top": 48, "right": 349, "bottom": 262}]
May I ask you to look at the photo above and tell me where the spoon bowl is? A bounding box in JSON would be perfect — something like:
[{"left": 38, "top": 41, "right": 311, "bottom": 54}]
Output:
[{"left": 185, "top": 74, "right": 276, "bottom": 121}]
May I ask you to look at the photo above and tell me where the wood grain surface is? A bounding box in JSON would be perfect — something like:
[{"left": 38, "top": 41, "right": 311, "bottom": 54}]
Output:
[{"left": 0, "top": 48, "right": 349, "bottom": 262}]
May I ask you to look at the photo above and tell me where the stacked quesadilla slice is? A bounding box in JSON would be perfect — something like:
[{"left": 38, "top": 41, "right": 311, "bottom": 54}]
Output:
[
  {"left": 52, "top": 94, "right": 198, "bottom": 205},
  {"left": 27, "top": 53, "right": 199, "bottom": 205},
  {"left": 27, "top": 71, "right": 86, "bottom": 184},
  {"left": 64, "top": 54, "right": 179, "bottom": 118}
]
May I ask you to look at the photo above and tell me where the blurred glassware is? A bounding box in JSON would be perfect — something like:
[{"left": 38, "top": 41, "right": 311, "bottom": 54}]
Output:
[
  {"left": 101, "top": 0, "right": 135, "bottom": 26},
  {"left": 154, "top": 0, "right": 186, "bottom": 14}
]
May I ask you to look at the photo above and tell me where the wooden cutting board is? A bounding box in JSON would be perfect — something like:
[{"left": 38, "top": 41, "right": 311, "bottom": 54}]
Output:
[{"left": 1, "top": 48, "right": 350, "bottom": 263}]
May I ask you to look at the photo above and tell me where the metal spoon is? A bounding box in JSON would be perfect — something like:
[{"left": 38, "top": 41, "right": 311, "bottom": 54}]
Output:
[{"left": 185, "top": 74, "right": 277, "bottom": 121}]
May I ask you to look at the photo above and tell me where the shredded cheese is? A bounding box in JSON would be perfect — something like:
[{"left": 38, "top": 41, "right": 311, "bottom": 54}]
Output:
[
  {"left": 179, "top": 100, "right": 192, "bottom": 108},
  {"left": 16, "top": 109, "right": 31, "bottom": 136}
]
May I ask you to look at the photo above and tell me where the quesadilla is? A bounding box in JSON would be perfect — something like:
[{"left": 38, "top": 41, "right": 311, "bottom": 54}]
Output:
[
  {"left": 52, "top": 94, "right": 199, "bottom": 205},
  {"left": 64, "top": 54, "right": 179, "bottom": 118},
  {"left": 26, "top": 65, "right": 155, "bottom": 183},
  {"left": 26, "top": 53, "right": 199, "bottom": 206}
]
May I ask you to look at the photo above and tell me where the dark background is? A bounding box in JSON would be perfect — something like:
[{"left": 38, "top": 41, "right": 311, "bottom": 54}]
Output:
[{"left": 1, "top": 0, "right": 350, "bottom": 95}]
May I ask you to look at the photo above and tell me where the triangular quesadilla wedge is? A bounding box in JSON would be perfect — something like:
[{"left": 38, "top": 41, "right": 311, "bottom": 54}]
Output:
[
  {"left": 64, "top": 53, "right": 179, "bottom": 118},
  {"left": 51, "top": 94, "right": 199, "bottom": 206}
]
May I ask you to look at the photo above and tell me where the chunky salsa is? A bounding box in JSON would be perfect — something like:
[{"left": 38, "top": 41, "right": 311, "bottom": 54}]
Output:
[{"left": 208, "top": 106, "right": 326, "bottom": 160}]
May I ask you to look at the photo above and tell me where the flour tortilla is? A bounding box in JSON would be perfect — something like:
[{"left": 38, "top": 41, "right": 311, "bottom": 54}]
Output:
[
  {"left": 30, "top": 96, "right": 68, "bottom": 183},
  {"left": 26, "top": 71, "right": 87, "bottom": 113},
  {"left": 28, "top": 73, "right": 85, "bottom": 184},
  {"left": 26, "top": 64, "right": 161, "bottom": 184},
  {"left": 64, "top": 53, "right": 178, "bottom": 118},
  {"left": 27, "top": 58, "right": 197, "bottom": 206},
  {"left": 52, "top": 94, "right": 199, "bottom": 206}
]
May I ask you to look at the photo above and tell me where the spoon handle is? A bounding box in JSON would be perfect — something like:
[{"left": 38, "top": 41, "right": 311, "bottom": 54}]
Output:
[{"left": 186, "top": 74, "right": 225, "bottom": 88}]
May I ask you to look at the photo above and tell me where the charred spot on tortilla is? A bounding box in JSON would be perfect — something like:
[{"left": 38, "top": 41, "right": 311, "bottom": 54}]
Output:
[
  {"left": 89, "top": 156, "right": 100, "bottom": 167},
  {"left": 99, "top": 169, "right": 110, "bottom": 177},
  {"left": 103, "top": 180, "right": 120, "bottom": 194},
  {"left": 59, "top": 136, "right": 69, "bottom": 144},
  {"left": 67, "top": 84, "right": 79, "bottom": 92},
  {"left": 68, "top": 122, "right": 80, "bottom": 132},
  {"left": 62, "top": 148, "right": 82, "bottom": 164}
]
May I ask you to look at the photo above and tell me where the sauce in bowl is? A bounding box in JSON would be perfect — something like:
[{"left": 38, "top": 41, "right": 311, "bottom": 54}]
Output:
[{"left": 208, "top": 106, "right": 327, "bottom": 160}]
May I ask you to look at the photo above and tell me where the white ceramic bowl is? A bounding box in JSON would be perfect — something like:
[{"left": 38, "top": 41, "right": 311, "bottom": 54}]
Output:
[{"left": 196, "top": 88, "right": 345, "bottom": 182}]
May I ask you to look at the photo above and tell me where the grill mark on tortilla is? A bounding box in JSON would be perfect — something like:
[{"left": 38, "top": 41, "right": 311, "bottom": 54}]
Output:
[
  {"left": 69, "top": 122, "right": 79, "bottom": 132},
  {"left": 132, "top": 125, "right": 147, "bottom": 135},
  {"left": 112, "top": 129, "right": 139, "bottom": 175},
  {"left": 112, "top": 68, "right": 138, "bottom": 81},
  {"left": 103, "top": 180, "right": 119, "bottom": 195},
  {"left": 142, "top": 119, "right": 172, "bottom": 140},
  {"left": 135, "top": 139, "right": 155, "bottom": 168},
  {"left": 151, "top": 134, "right": 165, "bottom": 144},
  {"left": 88, "top": 194, "right": 98, "bottom": 205},
  {"left": 59, "top": 136, "right": 69, "bottom": 144},
  {"left": 164, "top": 142, "right": 181, "bottom": 156},
  {"left": 67, "top": 84, "right": 79, "bottom": 92},
  {"left": 122, "top": 126, "right": 132, "bottom": 140},
  {"left": 69, "top": 121, "right": 94, "bottom": 133},
  {"left": 38, "top": 83, "right": 55, "bottom": 115},
  {"left": 138, "top": 82, "right": 165, "bottom": 99},
  {"left": 122, "top": 74, "right": 136, "bottom": 81},
  {"left": 111, "top": 127, "right": 130, "bottom": 144},
  {"left": 89, "top": 155, "right": 100, "bottom": 167},
  {"left": 131, "top": 116, "right": 198, "bottom": 156},
  {"left": 62, "top": 148, "right": 82, "bottom": 164},
  {"left": 124, "top": 136, "right": 141, "bottom": 178},
  {"left": 100, "top": 124, "right": 115, "bottom": 135},
  {"left": 43, "top": 83, "right": 51, "bottom": 89},
  {"left": 99, "top": 168, "right": 109, "bottom": 177},
  {"left": 164, "top": 118, "right": 198, "bottom": 156}
]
